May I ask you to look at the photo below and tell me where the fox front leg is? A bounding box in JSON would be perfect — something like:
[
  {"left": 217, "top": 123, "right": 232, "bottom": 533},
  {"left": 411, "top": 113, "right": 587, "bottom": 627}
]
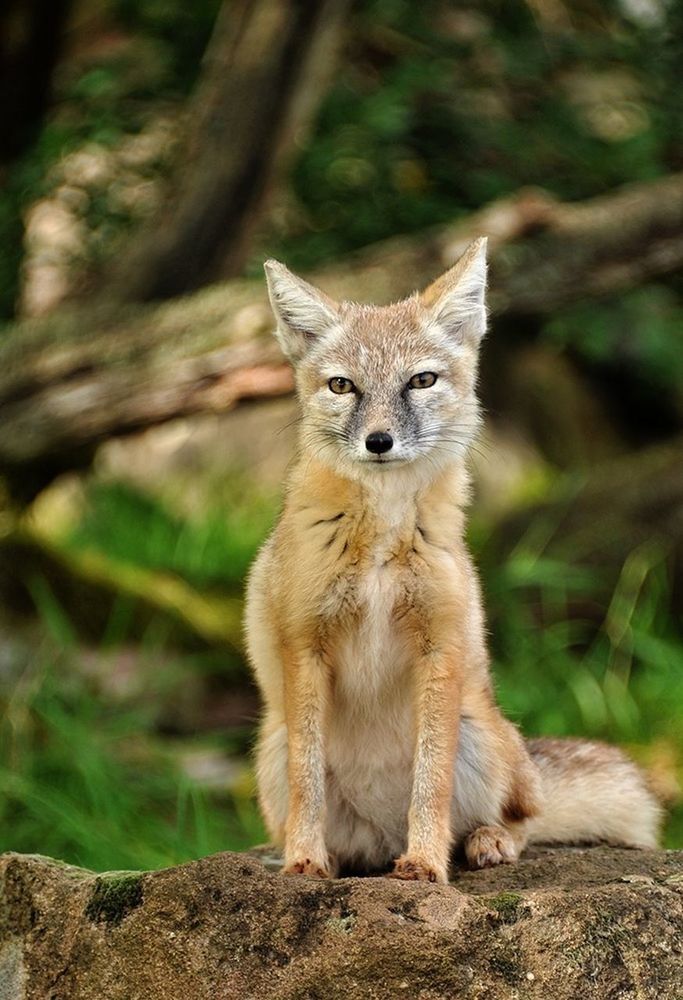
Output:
[
  {"left": 388, "top": 650, "right": 461, "bottom": 885},
  {"left": 281, "top": 645, "right": 334, "bottom": 879}
]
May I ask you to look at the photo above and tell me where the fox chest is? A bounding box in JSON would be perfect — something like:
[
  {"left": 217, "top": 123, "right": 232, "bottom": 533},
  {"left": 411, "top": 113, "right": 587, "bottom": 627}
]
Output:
[
  {"left": 322, "top": 560, "right": 418, "bottom": 844},
  {"left": 326, "top": 559, "right": 415, "bottom": 703}
]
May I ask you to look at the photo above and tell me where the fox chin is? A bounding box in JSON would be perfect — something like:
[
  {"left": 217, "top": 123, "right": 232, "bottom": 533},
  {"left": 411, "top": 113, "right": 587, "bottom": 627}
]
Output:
[{"left": 243, "top": 239, "right": 662, "bottom": 884}]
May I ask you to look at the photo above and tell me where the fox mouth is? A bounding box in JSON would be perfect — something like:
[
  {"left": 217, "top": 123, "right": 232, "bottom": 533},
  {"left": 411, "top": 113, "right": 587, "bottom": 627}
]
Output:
[{"left": 363, "top": 455, "right": 406, "bottom": 466}]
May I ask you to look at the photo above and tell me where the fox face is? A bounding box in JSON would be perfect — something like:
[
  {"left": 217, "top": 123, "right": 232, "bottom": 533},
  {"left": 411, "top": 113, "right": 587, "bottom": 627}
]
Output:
[{"left": 264, "top": 239, "right": 488, "bottom": 481}]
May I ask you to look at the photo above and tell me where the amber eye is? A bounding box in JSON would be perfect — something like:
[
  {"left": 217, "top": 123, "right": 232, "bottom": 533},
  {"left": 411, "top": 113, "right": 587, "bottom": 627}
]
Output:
[
  {"left": 328, "top": 376, "right": 355, "bottom": 394},
  {"left": 408, "top": 372, "right": 438, "bottom": 389}
]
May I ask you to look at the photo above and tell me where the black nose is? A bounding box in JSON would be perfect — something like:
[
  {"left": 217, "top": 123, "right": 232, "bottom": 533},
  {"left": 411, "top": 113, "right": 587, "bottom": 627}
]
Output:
[{"left": 365, "top": 431, "right": 393, "bottom": 455}]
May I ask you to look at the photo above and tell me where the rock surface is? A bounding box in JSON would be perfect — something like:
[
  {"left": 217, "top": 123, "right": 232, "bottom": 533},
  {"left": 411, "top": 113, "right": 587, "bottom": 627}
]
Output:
[{"left": 1, "top": 846, "right": 682, "bottom": 999}]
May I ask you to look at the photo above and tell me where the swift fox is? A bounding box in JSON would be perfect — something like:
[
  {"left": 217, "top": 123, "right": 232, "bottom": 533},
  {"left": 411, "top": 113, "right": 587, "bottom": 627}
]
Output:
[{"left": 245, "top": 240, "right": 661, "bottom": 883}]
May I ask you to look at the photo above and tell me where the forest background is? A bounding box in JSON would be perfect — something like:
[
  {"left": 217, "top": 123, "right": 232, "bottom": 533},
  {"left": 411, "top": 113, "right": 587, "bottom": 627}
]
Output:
[{"left": 1, "top": 0, "right": 682, "bottom": 870}]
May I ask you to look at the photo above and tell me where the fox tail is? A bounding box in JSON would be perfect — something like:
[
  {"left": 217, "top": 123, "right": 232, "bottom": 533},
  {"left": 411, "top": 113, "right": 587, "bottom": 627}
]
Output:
[{"left": 524, "top": 737, "right": 662, "bottom": 849}]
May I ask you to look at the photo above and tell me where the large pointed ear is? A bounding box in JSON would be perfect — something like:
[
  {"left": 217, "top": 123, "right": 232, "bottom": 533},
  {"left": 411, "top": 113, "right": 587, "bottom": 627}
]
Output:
[
  {"left": 264, "top": 259, "right": 340, "bottom": 362},
  {"left": 419, "top": 237, "right": 488, "bottom": 345}
]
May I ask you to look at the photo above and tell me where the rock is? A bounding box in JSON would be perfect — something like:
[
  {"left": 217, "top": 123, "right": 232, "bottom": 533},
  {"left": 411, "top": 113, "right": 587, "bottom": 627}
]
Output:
[{"left": 1, "top": 846, "right": 682, "bottom": 999}]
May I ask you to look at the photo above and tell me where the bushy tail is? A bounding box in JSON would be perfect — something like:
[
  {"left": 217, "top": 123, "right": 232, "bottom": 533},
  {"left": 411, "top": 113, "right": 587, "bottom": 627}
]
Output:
[{"left": 524, "top": 738, "right": 662, "bottom": 849}]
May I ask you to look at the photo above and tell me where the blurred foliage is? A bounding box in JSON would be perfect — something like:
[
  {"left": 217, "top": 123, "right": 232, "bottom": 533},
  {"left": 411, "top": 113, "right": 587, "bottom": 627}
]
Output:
[
  {"left": 266, "top": 0, "right": 683, "bottom": 268},
  {"left": 483, "top": 539, "right": 683, "bottom": 846},
  {"left": 112, "top": 0, "right": 222, "bottom": 91},
  {"left": 0, "top": 0, "right": 681, "bottom": 866},
  {"left": 0, "top": 637, "right": 263, "bottom": 871},
  {"left": 540, "top": 282, "right": 683, "bottom": 428},
  {"left": 2, "top": 0, "right": 683, "bottom": 318},
  {"left": 0, "top": 0, "right": 219, "bottom": 318}
]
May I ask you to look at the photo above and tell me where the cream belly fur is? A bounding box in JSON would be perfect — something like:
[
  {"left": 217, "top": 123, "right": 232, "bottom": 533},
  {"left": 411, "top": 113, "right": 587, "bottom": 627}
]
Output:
[{"left": 256, "top": 698, "right": 532, "bottom": 874}]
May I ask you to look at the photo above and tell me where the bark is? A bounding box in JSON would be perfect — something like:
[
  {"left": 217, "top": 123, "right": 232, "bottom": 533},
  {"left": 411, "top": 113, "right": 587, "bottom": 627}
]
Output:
[
  {"left": 112, "top": 0, "right": 351, "bottom": 301},
  {"left": 1, "top": 172, "right": 682, "bottom": 501},
  {"left": 2, "top": 847, "right": 683, "bottom": 999}
]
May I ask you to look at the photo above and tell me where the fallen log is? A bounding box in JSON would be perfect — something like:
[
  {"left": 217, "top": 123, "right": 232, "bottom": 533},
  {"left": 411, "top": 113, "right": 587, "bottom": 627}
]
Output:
[
  {"left": 2, "top": 846, "right": 682, "bottom": 999},
  {"left": 1, "top": 172, "right": 683, "bottom": 500}
]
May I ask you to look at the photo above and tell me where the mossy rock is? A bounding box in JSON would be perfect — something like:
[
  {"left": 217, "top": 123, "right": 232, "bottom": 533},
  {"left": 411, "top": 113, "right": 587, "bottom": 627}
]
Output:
[
  {"left": 1, "top": 846, "right": 683, "bottom": 999},
  {"left": 84, "top": 872, "right": 144, "bottom": 926}
]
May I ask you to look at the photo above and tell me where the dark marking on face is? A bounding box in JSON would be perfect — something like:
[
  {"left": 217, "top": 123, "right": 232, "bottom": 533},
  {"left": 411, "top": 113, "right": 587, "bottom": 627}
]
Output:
[
  {"left": 399, "top": 388, "right": 422, "bottom": 440},
  {"left": 344, "top": 392, "right": 365, "bottom": 444},
  {"left": 342, "top": 384, "right": 424, "bottom": 452}
]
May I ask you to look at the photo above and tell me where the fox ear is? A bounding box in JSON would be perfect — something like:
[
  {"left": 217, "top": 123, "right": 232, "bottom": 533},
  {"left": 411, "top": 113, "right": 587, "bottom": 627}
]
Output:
[
  {"left": 264, "top": 259, "right": 340, "bottom": 362},
  {"left": 420, "top": 237, "right": 488, "bottom": 345}
]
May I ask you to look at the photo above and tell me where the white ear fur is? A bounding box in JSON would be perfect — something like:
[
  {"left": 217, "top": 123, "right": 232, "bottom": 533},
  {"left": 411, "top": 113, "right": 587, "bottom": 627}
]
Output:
[
  {"left": 264, "top": 259, "right": 340, "bottom": 362},
  {"left": 420, "top": 237, "right": 488, "bottom": 344}
]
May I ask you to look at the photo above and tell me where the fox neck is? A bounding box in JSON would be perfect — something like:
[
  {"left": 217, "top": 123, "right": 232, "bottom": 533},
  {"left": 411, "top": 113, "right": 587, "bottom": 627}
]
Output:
[{"left": 287, "top": 448, "right": 470, "bottom": 545}]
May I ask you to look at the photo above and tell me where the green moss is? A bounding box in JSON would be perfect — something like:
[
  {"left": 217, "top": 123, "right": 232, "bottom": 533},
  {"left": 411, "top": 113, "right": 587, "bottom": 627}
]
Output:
[
  {"left": 85, "top": 872, "right": 143, "bottom": 926},
  {"left": 485, "top": 891, "right": 524, "bottom": 924}
]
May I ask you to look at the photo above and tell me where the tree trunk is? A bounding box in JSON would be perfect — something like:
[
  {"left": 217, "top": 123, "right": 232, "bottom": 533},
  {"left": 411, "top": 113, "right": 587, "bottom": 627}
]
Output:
[
  {"left": 1, "top": 172, "right": 682, "bottom": 501},
  {"left": 0, "top": 0, "right": 73, "bottom": 319},
  {"left": 0, "top": 0, "right": 72, "bottom": 167},
  {"left": 112, "top": 0, "right": 351, "bottom": 302}
]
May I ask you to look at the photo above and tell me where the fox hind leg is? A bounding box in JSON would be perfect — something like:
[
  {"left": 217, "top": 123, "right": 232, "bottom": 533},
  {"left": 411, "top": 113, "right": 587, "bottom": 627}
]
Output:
[{"left": 455, "top": 714, "right": 542, "bottom": 870}]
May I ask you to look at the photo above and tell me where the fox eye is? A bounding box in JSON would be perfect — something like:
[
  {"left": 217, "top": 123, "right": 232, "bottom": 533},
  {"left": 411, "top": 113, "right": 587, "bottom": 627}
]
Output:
[
  {"left": 408, "top": 372, "right": 438, "bottom": 389},
  {"left": 328, "top": 376, "right": 355, "bottom": 394}
]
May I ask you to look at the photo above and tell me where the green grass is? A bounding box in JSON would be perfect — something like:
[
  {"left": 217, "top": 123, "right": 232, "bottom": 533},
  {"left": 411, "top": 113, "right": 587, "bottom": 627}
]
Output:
[
  {"left": 0, "top": 641, "right": 264, "bottom": 871},
  {"left": 486, "top": 541, "right": 683, "bottom": 846},
  {"left": 66, "top": 479, "right": 279, "bottom": 593}
]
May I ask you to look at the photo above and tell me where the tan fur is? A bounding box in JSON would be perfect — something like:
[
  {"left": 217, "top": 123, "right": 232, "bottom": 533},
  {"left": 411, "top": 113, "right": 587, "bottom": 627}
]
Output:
[{"left": 245, "top": 243, "right": 662, "bottom": 883}]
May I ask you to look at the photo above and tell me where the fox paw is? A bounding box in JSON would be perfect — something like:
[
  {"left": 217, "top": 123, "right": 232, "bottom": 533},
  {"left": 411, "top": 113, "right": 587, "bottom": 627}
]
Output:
[
  {"left": 465, "top": 825, "right": 518, "bottom": 870},
  {"left": 283, "top": 857, "right": 333, "bottom": 879},
  {"left": 386, "top": 855, "right": 447, "bottom": 884}
]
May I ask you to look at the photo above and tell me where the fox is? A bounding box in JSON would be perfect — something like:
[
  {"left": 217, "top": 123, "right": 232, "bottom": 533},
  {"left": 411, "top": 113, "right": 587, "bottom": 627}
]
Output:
[{"left": 244, "top": 239, "right": 662, "bottom": 883}]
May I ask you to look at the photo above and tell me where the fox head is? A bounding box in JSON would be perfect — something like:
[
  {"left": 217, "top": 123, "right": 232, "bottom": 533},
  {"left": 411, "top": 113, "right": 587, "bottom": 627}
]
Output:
[{"left": 264, "top": 239, "right": 487, "bottom": 482}]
